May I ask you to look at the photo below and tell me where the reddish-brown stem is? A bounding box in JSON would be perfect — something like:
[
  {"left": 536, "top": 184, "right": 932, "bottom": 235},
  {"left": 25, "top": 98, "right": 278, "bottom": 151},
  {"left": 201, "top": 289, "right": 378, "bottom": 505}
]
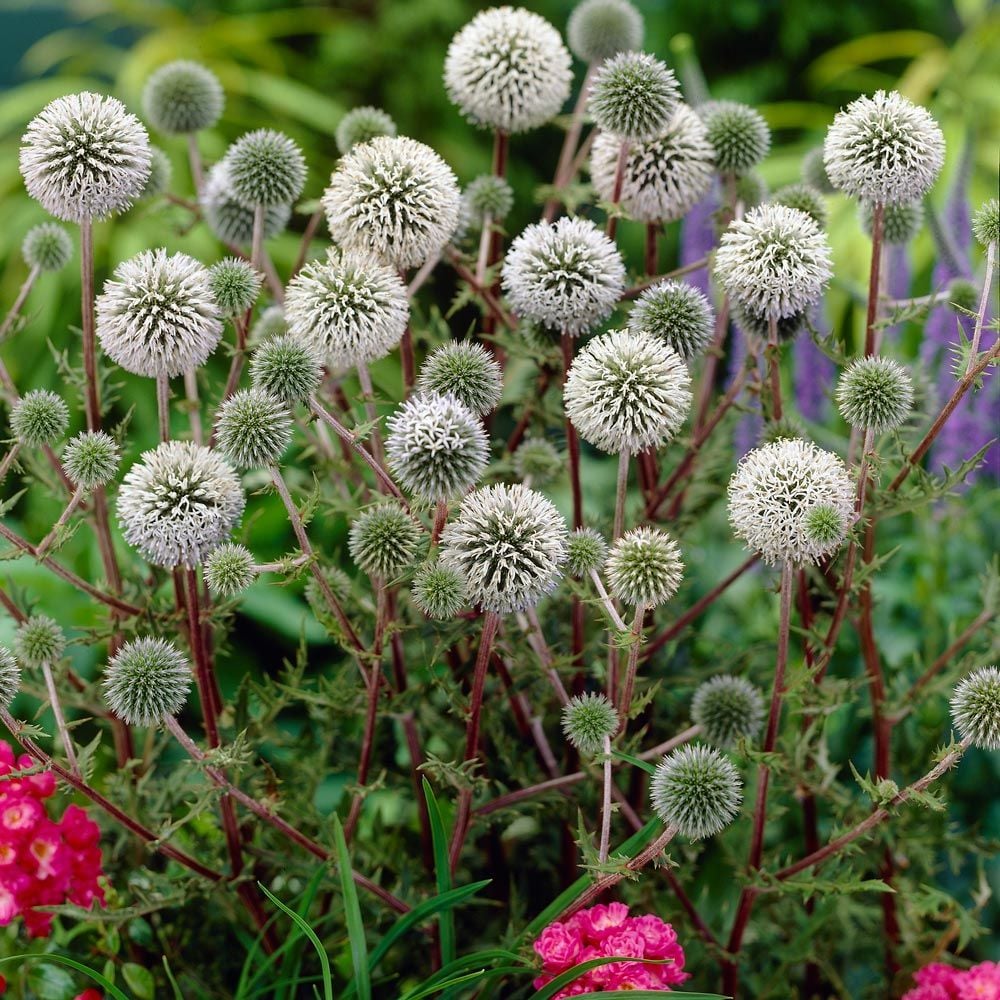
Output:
[
  {"left": 620, "top": 257, "right": 712, "bottom": 301},
  {"left": 615, "top": 606, "right": 646, "bottom": 726},
  {"left": 612, "top": 448, "right": 629, "bottom": 541},
  {"left": 561, "top": 333, "right": 583, "bottom": 529},
  {"left": 80, "top": 220, "right": 100, "bottom": 432},
  {"left": 909, "top": 608, "right": 995, "bottom": 699},
  {"left": 693, "top": 298, "right": 730, "bottom": 432},
  {"left": 445, "top": 250, "right": 516, "bottom": 331},
  {"left": 864, "top": 202, "right": 884, "bottom": 357},
  {"left": 605, "top": 140, "right": 629, "bottom": 241},
  {"left": 156, "top": 374, "right": 170, "bottom": 442},
  {"left": 218, "top": 315, "right": 249, "bottom": 409},
  {"left": 506, "top": 367, "right": 552, "bottom": 453},
  {"left": 0, "top": 265, "right": 40, "bottom": 344},
  {"left": 250, "top": 205, "right": 265, "bottom": 273},
  {"left": 291, "top": 209, "right": 323, "bottom": 280},
  {"left": 543, "top": 63, "right": 598, "bottom": 223},
  {"left": 40, "top": 660, "right": 79, "bottom": 775},
  {"left": 644, "top": 224, "right": 659, "bottom": 276},
  {"left": 766, "top": 317, "right": 783, "bottom": 422}
]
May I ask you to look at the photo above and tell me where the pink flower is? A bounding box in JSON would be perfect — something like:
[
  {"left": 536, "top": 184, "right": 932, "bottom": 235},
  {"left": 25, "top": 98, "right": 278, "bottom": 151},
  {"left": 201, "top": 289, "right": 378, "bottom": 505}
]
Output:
[
  {"left": 0, "top": 796, "right": 43, "bottom": 837},
  {"left": 579, "top": 902, "right": 630, "bottom": 941},
  {"left": 533, "top": 921, "right": 583, "bottom": 973},
  {"left": 958, "top": 962, "right": 1000, "bottom": 1000},
  {"left": 0, "top": 873, "right": 28, "bottom": 925},
  {"left": 27, "top": 827, "right": 68, "bottom": 880},
  {"left": 605, "top": 961, "right": 665, "bottom": 991}
]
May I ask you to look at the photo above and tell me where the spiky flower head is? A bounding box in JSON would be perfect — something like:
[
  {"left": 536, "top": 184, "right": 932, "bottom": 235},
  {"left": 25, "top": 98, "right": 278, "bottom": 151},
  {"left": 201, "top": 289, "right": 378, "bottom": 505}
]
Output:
[
  {"left": 14, "top": 615, "right": 65, "bottom": 666},
  {"left": 606, "top": 527, "right": 683, "bottom": 608},
  {"left": 947, "top": 278, "right": 979, "bottom": 314},
  {"left": 590, "top": 104, "right": 715, "bottom": 223},
  {"left": 691, "top": 675, "right": 765, "bottom": 749},
  {"left": 629, "top": 279, "right": 714, "bottom": 360},
  {"left": 588, "top": 52, "right": 680, "bottom": 142},
  {"left": 411, "top": 561, "right": 467, "bottom": 620},
  {"left": 142, "top": 61, "right": 224, "bottom": 135},
  {"left": 860, "top": 200, "right": 923, "bottom": 245},
  {"left": 502, "top": 217, "right": 626, "bottom": 337},
  {"left": 564, "top": 330, "right": 691, "bottom": 454},
  {"left": 336, "top": 106, "right": 397, "bottom": 156},
  {"left": 462, "top": 175, "right": 515, "bottom": 226},
  {"left": 251, "top": 305, "right": 288, "bottom": 342},
  {"left": 973, "top": 199, "right": 999, "bottom": 247},
  {"left": 417, "top": 341, "right": 502, "bottom": 416},
  {"left": 96, "top": 249, "right": 223, "bottom": 379},
  {"left": 103, "top": 637, "right": 192, "bottom": 726},
  {"left": 732, "top": 302, "right": 806, "bottom": 344},
  {"left": 250, "top": 335, "right": 323, "bottom": 404},
  {"left": 561, "top": 693, "right": 619, "bottom": 755},
  {"left": 439, "top": 483, "right": 568, "bottom": 614},
  {"left": 20, "top": 92, "right": 152, "bottom": 222},
  {"left": 10, "top": 390, "right": 69, "bottom": 446},
  {"left": 349, "top": 502, "right": 423, "bottom": 579},
  {"left": 772, "top": 183, "right": 828, "bottom": 228},
  {"left": 117, "top": 440, "right": 245, "bottom": 569},
  {"left": 0, "top": 648, "right": 20, "bottom": 709},
  {"left": 650, "top": 744, "right": 743, "bottom": 839},
  {"left": 715, "top": 204, "right": 833, "bottom": 320},
  {"left": 444, "top": 7, "right": 572, "bottom": 134},
  {"left": 225, "top": 129, "right": 306, "bottom": 208},
  {"left": 951, "top": 666, "right": 1000, "bottom": 751},
  {"left": 22, "top": 223, "right": 72, "bottom": 272},
  {"left": 514, "top": 437, "right": 563, "bottom": 487},
  {"left": 284, "top": 249, "right": 408, "bottom": 369},
  {"left": 63, "top": 431, "right": 119, "bottom": 489},
  {"left": 727, "top": 438, "right": 854, "bottom": 566},
  {"left": 209, "top": 258, "right": 261, "bottom": 317},
  {"left": 824, "top": 91, "right": 944, "bottom": 205},
  {"left": 802, "top": 503, "right": 845, "bottom": 549},
  {"left": 138, "top": 146, "right": 172, "bottom": 201},
  {"left": 836, "top": 356, "right": 913, "bottom": 432},
  {"left": 700, "top": 101, "right": 770, "bottom": 175},
  {"left": 567, "top": 0, "right": 643, "bottom": 64},
  {"left": 566, "top": 527, "right": 608, "bottom": 577},
  {"left": 201, "top": 162, "right": 291, "bottom": 246},
  {"left": 801, "top": 147, "right": 835, "bottom": 194},
  {"left": 205, "top": 542, "right": 258, "bottom": 597},
  {"left": 215, "top": 388, "right": 292, "bottom": 470},
  {"left": 734, "top": 171, "right": 769, "bottom": 210},
  {"left": 323, "top": 136, "right": 460, "bottom": 270}
]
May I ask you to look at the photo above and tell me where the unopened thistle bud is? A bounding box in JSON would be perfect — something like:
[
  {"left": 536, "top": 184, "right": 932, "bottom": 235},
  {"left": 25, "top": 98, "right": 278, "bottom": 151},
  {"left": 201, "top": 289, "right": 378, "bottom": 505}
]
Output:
[
  {"left": 411, "top": 562, "right": 467, "bottom": 620},
  {"left": 209, "top": 258, "right": 262, "bottom": 317},
  {"left": 10, "top": 390, "right": 69, "bottom": 446},
  {"left": 951, "top": 666, "right": 1000, "bottom": 750},
  {"left": 15, "top": 615, "right": 65, "bottom": 666},
  {"left": 215, "top": 388, "right": 293, "bottom": 470},
  {"left": 973, "top": 198, "right": 999, "bottom": 247},
  {"left": 417, "top": 341, "right": 502, "bottom": 416},
  {"left": 205, "top": 542, "right": 258, "bottom": 597},
  {"left": 22, "top": 223, "right": 72, "bottom": 272},
  {"left": 836, "top": 356, "right": 913, "bottom": 432},
  {"left": 772, "top": 183, "right": 828, "bottom": 229},
  {"left": 63, "top": 431, "right": 120, "bottom": 489},
  {"left": 567, "top": 0, "right": 643, "bottom": 64},
  {"left": 349, "top": 503, "right": 423, "bottom": 579},
  {"left": 691, "top": 675, "right": 765, "bottom": 749},
  {"left": 566, "top": 527, "right": 608, "bottom": 577},
  {"left": 606, "top": 527, "right": 683, "bottom": 608},
  {"left": 860, "top": 200, "right": 923, "bottom": 245},
  {"left": 562, "top": 693, "right": 619, "bottom": 756},
  {"left": 0, "top": 648, "right": 20, "bottom": 709},
  {"left": 589, "top": 52, "right": 680, "bottom": 142},
  {"left": 650, "top": 744, "right": 743, "bottom": 839},
  {"left": 142, "top": 61, "right": 224, "bottom": 135},
  {"left": 629, "top": 279, "right": 714, "bottom": 360},
  {"left": 335, "top": 106, "right": 397, "bottom": 156},
  {"left": 513, "top": 437, "right": 563, "bottom": 487},
  {"left": 700, "top": 100, "right": 770, "bottom": 175},
  {"left": 226, "top": 129, "right": 306, "bottom": 208},
  {"left": 462, "top": 175, "right": 514, "bottom": 227},
  {"left": 249, "top": 335, "right": 323, "bottom": 404},
  {"left": 103, "top": 637, "right": 192, "bottom": 726}
]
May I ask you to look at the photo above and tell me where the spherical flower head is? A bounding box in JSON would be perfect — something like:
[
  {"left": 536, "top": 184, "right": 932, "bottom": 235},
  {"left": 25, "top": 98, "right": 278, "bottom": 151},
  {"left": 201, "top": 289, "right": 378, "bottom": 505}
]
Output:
[
  {"left": 606, "top": 527, "right": 683, "bottom": 608},
  {"left": 19, "top": 92, "right": 152, "bottom": 222},
  {"left": 284, "top": 249, "right": 408, "bottom": 369},
  {"left": 567, "top": 0, "right": 643, "bottom": 64},
  {"left": 96, "top": 249, "right": 223, "bottom": 379},
  {"left": 823, "top": 90, "right": 945, "bottom": 205},
  {"left": 14, "top": 616, "right": 65, "bottom": 666},
  {"left": 63, "top": 431, "right": 119, "bottom": 489},
  {"left": 773, "top": 183, "right": 828, "bottom": 229},
  {"left": 209, "top": 258, "right": 261, "bottom": 317},
  {"left": 502, "top": 217, "right": 625, "bottom": 336},
  {"left": 117, "top": 440, "right": 245, "bottom": 569},
  {"left": 143, "top": 61, "right": 223, "bottom": 135},
  {"left": 439, "top": 483, "right": 568, "bottom": 614},
  {"left": 566, "top": 527, "right": 608, "bottom": 577},
  {"left": 10, "top": 390, "right": 69, "bottom": 446},
  {"left": 561, "top": 693, "right": 619, "bottom": 756},
  {"left": 251, "top": 305, "right": 288, "bottom": 342},
  {"left": 386, "top": 393, "right": 489, "bottom": 501},
  {"left": 225, "top": 129, "right": 306, "bottom": 208},
  {"left": 444, "top": 7, "right": 572, "bottom": 134},
  {"left": 462, "top": 175, "right": 514, "bottom": 226},
  {"left": 249, "top": 335, "right": 323, "bottom": 403},
  {"left": 691, "top": 675, "right": 765, "bottom": 749},
  {"left": 715, "top": 204, "right": 833, "bottom": 320},
  {"left": 335, "top": 106, "right": 397, "bottom": 156},
  {"left": 21, "top": 223, "right": 72, "bottom": 272},
  {"left": 735, "top": 171, "right": 769, "bottom": 210},
  {"left": 0, "top": 648, "right": 20, "bottom": 710},
  {"left": 514, "top": 437, "right": 563, "bottom": 487},
  {"left": 732, "top": 302, "right": 806, "bottom": 344},
  {"left": 417, "top": 341, "right": 502, "bottom": 416},
  {"left": 836, "top": 356, "right": 913, "bottom": 432},
  {"left": 411, "top": 561, "right": 467, "bottom": 619},
  {"left": 590, "top": 104, "right": 715, "bottom": 223},
  {"left": 348, "top": 502, "right": 423, "bottom": 579},
  {"left": 564, "top": 330, "right": 692, "bottom": 454},
  {"left": 803, "top": 503, "right": 845, "bottom": 549},
  {"left": 139, "top": 146, "right": 172, "bottom": 201},
  {"left": 860, "top": 200, "right": 923, "bottom": 245},
  {"left": 947, "top": 278, "right": 979, "bottom": 314},
  {"left": 727, "top": 438, "right": 854, "bottom": 565},
  {"left": 951, "top": 666, "right": 1000, "bottom": 750},
  {"left": 650, "top": 744, "right": 743, "bottom": 839},
  {"left": 205, "top": 542, "right": 258, "bottom": 597},
  {"left": 201, "top": 162, "right": 291, "bottom": 246},
  {"left": 629, "top": 279, "right": 714, "bottom": 360},
  {"left": 215, "top": 388, "right": 292, "bottom": 470},
  {"left": 323, "top": 136, "right": 461, "bottom": 270},
  {"left": 103, "top": 637, "right": 191, "bottom": 726},
  {"left": 589, "top": 52, "right": 679, "bottom": 142},
  {"left": 972, "top": 198, "right": 999, "bottom": 247},
  {"left": 701, "top": 100, "right": 770, "bottom": 175},
  {"left": 801, "top": 147, "right": 835, "bottom": 194}
]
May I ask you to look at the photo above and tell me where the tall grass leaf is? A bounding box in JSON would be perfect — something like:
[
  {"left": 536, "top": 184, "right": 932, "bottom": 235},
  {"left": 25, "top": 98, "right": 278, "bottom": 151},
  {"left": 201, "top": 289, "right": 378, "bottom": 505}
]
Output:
[
  {"left": 0, "top": 955, "right": 130, "bottom": 1000},
  {"left": 333, "top": 814, "right": 370, "bottom": 1000},
  {"left": 258, "top": 882, "right": 334, "bottom": 1000}
]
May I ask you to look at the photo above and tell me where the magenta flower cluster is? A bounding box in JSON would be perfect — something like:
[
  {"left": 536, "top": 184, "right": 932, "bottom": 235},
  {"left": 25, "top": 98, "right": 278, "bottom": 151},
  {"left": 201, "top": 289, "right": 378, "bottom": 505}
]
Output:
[{"left": 903, "top": 960, "right": 1000, "bottom": 999}]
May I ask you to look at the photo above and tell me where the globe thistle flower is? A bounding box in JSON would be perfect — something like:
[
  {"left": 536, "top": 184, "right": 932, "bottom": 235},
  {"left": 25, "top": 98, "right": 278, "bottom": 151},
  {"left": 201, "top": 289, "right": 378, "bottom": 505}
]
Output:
[
  {"left": 564, "top": 330, "right": 692, "bottom": 454},
  {"left": 836, "top": 356, "right": 914, "bottom": 432},
  {"left": 226, "top": 129, "right": 306, "bottom": 208},
  {"left": 103, "top": 637, "right": 192, "bottom": 726},
  {"left": 514, "top": 437, "right": 563, "bottom": 487},
  {"left": 348, "top": 502, "right": 423, "bottom": 579},
  {"left": 629, "top": 279, "right": 714, "bottom": 360},
  {"left": 142, "top": 61, "right": 223, "bottom": 135},
  {"left": 715, "top": 204, "right": 833, "bottom": 321},
  {"left": 973, "top": 199, "right": 999, "bottom": 247},
  {"left": 801, "top": 147, "right": 835, "bottom": 195},
  {"left": 249, "top": 335, "right": 323, "bottom": 404},
  {"left": 117, "top": 440, "right": 245, "bottom": 569},
  {"left": 205, "top": 542, "right": 258, "bottom": 597},
  {"left": 209, "top": 258, "right": 261, "bottom": 317},
  {"left": 138, "top": 146, "right": 172, "bottom": 202},
  {"left": 951, "top": 666, "right": 1000, "bottom": 750},
  {"left": 335, "top": 105, "right": 397, "bottom": 156},
  {"left": 417, "top": 341, "right": 502, "bottom": 416},
  {"left": 734, "top": 171, "right": 769, "bottom": 210},
  {"left": 823, "top": 91, "right": 945, "bottom": 205},
  {"left": 201, "top": 162, "right": 291, "bottom": 246},
  {"left": 462, "top": 175, "right": 515, "bottom": 228},
  {"left": 700, "top": 101, "right": 770, "bottom": 176},
  {"left": 947, "top": 279, "right": 979, "bottom": 314},
  {"left": 732, "top": 302, "right": 806, "bottom": 344},
  {"left": 323, "top": 136, "right": 461, "bottom": 270},
  {"left": 589, "top": 52, "right": 680, "bottom": 142},
  {"left": 758, "top": 414, "right": 807, "bottom": 446},
  {"left": 606, "top": 527, "right": 683, "bottom": 608},
  {"left": 304, "top": 566, "right": 353, "bottom": 614},
  {"left": 19, "top": 92, "right": 152, "bottom": 222},
  {"left": 14, "top": 615, "right": 65, "bottom": 666},
  {"left": 444, "top": 7, "right": 572, "bottom": 134},
  {"left": 802, "top": 504, "right": 846, "bottom": 549},
  {"left": 650, "top": 744, "right": 743, "bottom": 839},
  {"left": 10, "top": 390, "right": 69, "bottom": 446},
  {"left": 22, "top": 223, "right": 72, "bottom": 272},
  {"left": 411, "top": 561, "right": 467, "bottom": 619},
  {"left": 566, "top": 527, "right": 608, "bottom": 577},
  {"left": 63, "top": 431, "right": 119, "bottom": 489},
  {"left": 96, "top": 249, "right": 223, "bottom": 379},
  {"left": 561, "top": 693, "right": 619, "bottom": 756},
  {"left": 691, "top": 675, "right": 765, "bottom": 749},
  {"left": 501, "top": 217, "right": 626, "bottom": 336},
  {"left": 567, "top": 0, "right": 643, "bottom": 64},
  {"left": 284, "top": 249, "right": 408, "bottom": 369},
  {"left": 860, "top": 200, "right": 923, "bottom": 245},
  {"left": 215, "top": 388, "right": 293, "bottom": 470},
  {"left": 590, "top": 104, "right": 715, "bottom": 223},
  {"left": 0, "top": 648, "right": 20, "bottom": 710},
  {"left": 772, "top": 183, "right": 828, "bottom": 229},
  {"left": 439, "top": 483, "right": 568, "bottom": 614},
  {"left": 385, "top": 393, "right": 489, "bottom": 502},
  {"left": 251, "top": 305, "right": 288, "bottom": 342},
  {"left": 727, "top": 438, "right": 854, "bottom": 566}
]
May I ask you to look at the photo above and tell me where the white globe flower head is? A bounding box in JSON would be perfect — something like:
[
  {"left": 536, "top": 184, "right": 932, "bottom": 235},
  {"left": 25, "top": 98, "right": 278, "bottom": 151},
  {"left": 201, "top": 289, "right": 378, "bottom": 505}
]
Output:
[
  {"left": 502, "top": 217, "right": 626, "bottom": 337},
  {"left": 200, "top": 162, "right": 291, "bottom": 246},
  {"left": 117, "top": 440, "right": 246, "bottom": 569},
  {"left": 322, "top": 136, "right": 461, "bottom": 270},
  {"left": 824, "top": 90, "right": 945, "bottom": 206},
  {"left": 444, "top": 6, "right": 572, "bottom": 135},
  {"left": 715, "top": 204, "right": 833, "bottom": 321},
  {"left": 96, "top": 250, "right": 223, "bottom": 379},
  {"left": 19, "top": 92, "right": 152, "bottom": 223},
  {"left": 564, "top": 329, "right": 691, "bottom": 454}
]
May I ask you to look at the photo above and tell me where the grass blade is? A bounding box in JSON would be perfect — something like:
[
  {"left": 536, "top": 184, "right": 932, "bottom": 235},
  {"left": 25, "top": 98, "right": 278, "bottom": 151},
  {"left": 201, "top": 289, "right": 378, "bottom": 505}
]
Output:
[
  {"left": 258, "top": 882, "right": 334, "bottom": 1000},
  {"left": 333, "top": 813, "right": 370, "bottom": 1000},
  {"left": 423, "top": 778, "right": 456, "bottom": 967},
  {"left": 0, "top": 955, "right": 129, "bottom": 1000}
]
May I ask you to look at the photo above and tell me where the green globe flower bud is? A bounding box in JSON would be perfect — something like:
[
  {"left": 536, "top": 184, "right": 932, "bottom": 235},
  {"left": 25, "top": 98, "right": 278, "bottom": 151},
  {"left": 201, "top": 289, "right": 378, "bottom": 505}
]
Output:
[
  {"left": 836, "top": 356, "right": 913, "bottom": 432},
  {"left": 606, "top": 527, "right": 683, "bottom": 608},
  {"left": 63, "top": 431, "right": 120, "bottom": 488},
  {"left": 650, "top": 744, "right": 743, "bottom": 839},
  {"left": 801, "top": 147, "right": 835, "bottom": 195},
  {"left": 250, "top": 306, "right": 288, "bottom": 343},
  {"left": 561, "top": 692, "right": 619, "bottom": 755},
  {"left": 14, "top": 615, "right": 65, "bottom": 666},
  {"left": 226, "top": 129, "right": 306, "bottom": 208},
  {"left": 513, "top": 437, "right": 563, "bottom": 487},
  {"left": 22, "top": 222, "right": 72, "bottom": 272},
  {"left": 103, "top": 637, "right": 192, "bottom": 726},
  {"left": 860, "top": 200, "right": 923, "bottom": 245},
  {"left": 951, "top": 665, "right": 1000, "bottom": 750},
  {"left": 972, "top": 198, "right": 999, "bottom": 247},
  {"left": 411, "top": 562, "right": 467, "bottom": 620},
  {"left": 772, "top": 183, "right": 828, "bottom": 228},
  {"left": 758, "top": 414, "right": 807, "bottom": 446},
  {"left": 348, "top": 503, "right": 423, "bottom": 579},
  {"left": 702, "top": 101, "right": 770, "bottom": 175},
  {"left": 0, "top": 647, "right": 20, "bottom": 709},
  {"left": 589, "top": 51, "right": 680, "bottom": 142},
  {"left": 629, "top": 279, "right": 714, "bottom": 360},
  {"left": 205, "top": 542, "right": 258, "bottom": 597},
  {"left": 566, "top": 527, "right": 608, "bottom": 577},
  {"left": 567, "top": 0, "right": 643, "bottom": 64},
  {"left": 142, "top": 60, "right": 224, "bottom": 135},
  {"left": 417, "top": 341, "right": 502, "bottom": 416},
  {"left": 138, "top": 146, "right": 172, "bottom": 201},
  {"left": 691, "top": 675, "right": 765, "bottom": 748},
  {"left": 209, "top": 257, "right": 262, "bottom": 317},
  {"left": 215, "top": 388, "right": 293, "bottom": 469},
  {"left": 947, "top": 278, "right": 979, "bottom": 314},
  {"left": 335, "top": 106, "right": 397, "bottom": 156},
  {"left": 10, "top": 390, "right": 69, "bottom": 446},
  {"left": 250, "top": 335, "right": 323, "bottom": 404},
  {"left": 462, "top": 175, "right": 514, "bottom": 227}
]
